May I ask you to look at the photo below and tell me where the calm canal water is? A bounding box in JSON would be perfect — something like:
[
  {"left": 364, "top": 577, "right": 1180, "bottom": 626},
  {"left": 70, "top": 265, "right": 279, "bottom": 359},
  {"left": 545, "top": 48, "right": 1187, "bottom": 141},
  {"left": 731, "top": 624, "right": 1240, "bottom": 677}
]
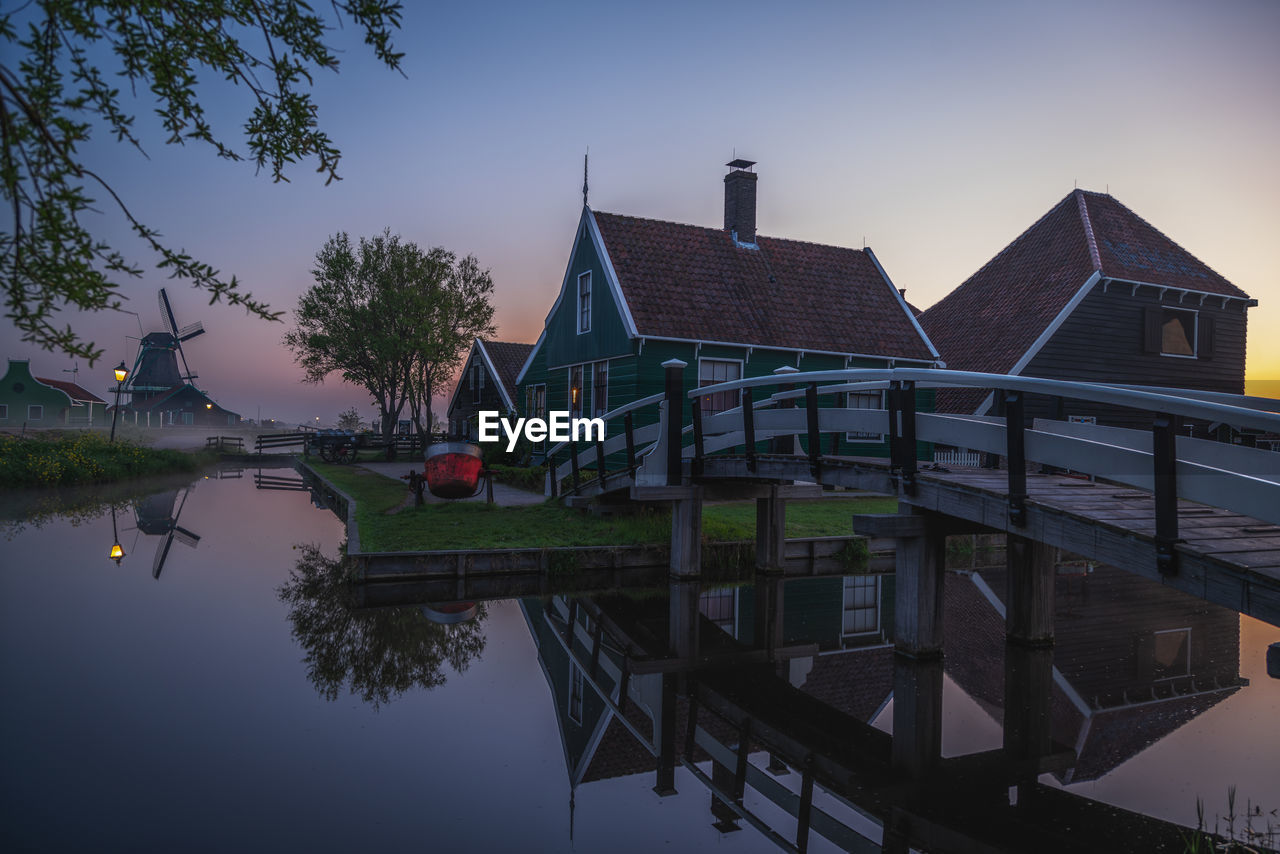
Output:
[{"left": 1, "top": 469, "right": 1277, "bottom": 853}]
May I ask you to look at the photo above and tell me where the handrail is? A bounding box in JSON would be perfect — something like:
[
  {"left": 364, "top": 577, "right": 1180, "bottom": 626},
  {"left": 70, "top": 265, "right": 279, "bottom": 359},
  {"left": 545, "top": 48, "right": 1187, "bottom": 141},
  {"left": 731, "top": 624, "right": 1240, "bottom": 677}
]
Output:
[{"left": 688, "top": 368, "right": 1280, "bottom": 433}]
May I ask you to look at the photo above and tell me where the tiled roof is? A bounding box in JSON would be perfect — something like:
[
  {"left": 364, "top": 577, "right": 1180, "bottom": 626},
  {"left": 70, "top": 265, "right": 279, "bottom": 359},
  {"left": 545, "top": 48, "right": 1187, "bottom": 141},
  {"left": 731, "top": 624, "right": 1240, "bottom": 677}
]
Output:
[
  {"left": 592, "top": 212, "right": 936, "bottom": 361},
  {"left": 919, "top": 190, "right": 1249, "bottom": 413},
  {"left": 35, "top": 376, "right": 106, "bottom": 404},
  {"left": 480, "top": 340, "right": 533, "bottom": 408}
]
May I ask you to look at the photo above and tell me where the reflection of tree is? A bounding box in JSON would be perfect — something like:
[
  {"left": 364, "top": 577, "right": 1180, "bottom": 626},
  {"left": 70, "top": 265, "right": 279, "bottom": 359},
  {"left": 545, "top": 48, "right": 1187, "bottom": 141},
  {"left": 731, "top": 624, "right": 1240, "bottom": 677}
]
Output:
[{"left": 278, "top": 545, "right": 486, "bottom": 708}]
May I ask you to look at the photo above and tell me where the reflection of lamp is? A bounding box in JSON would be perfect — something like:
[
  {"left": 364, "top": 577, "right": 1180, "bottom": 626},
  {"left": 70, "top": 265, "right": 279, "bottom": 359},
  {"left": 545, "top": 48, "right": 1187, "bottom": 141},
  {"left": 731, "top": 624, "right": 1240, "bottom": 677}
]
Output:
[
  {"left": 109, "top": 507, "right": 125, "bottom": 565},
  {"left": 110, "top": 361, "right": 128, "bottom": 442}
]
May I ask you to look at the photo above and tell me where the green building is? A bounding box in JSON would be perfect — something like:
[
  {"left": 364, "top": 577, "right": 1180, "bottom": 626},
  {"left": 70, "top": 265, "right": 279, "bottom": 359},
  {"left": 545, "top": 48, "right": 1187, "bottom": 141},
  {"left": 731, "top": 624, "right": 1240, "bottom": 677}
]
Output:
[
  {"left": 515, "top": 160, "right": 939, "bottom": 462},
  {"left": 0, "top": 359, "right": 109, "bottom": 428}
]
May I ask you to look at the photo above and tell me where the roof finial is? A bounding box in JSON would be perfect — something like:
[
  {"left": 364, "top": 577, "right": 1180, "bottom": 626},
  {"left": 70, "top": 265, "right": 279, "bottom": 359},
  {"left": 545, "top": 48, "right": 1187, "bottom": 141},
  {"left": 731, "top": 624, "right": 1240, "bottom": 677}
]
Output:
[{"left": 583, "top": 149, "right": 589, "bottom": 207}]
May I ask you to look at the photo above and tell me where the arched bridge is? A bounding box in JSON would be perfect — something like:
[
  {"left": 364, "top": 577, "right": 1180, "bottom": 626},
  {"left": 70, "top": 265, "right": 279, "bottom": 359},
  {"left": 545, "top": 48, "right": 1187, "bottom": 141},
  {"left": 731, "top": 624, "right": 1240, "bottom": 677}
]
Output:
[{"left": 542, "top": 364, "right": 1280, "bottom": 626}]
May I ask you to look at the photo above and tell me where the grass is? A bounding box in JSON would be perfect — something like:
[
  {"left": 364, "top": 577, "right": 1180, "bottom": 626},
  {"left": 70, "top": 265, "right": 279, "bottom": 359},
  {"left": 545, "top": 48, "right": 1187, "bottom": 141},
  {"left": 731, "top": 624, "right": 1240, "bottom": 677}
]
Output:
[
  {"left": 305, "top": 460, "right": 897, "bottom": 552},
  {"left": 0, "top": 431, "right": 211, "bottom": 488}
]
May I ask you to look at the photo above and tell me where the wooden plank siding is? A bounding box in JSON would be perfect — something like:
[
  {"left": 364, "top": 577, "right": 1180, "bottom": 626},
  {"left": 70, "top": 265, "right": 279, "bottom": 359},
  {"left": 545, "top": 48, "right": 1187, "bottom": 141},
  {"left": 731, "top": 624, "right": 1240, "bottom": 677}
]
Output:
[{"left": 1020, "top": 282, "right": 1249, "bottom": 430}]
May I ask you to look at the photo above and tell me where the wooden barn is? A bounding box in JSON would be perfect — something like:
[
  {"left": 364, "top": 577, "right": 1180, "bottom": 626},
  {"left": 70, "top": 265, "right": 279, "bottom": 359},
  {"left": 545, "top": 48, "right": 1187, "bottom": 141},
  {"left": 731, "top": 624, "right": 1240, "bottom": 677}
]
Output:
[
  {"left": 919, "top": 190, "right": 1255, "bottom": 432},
  {"left": 447, "top": 339, "right": 534, "bottom": 439},
  {"left": 516, "top": 160, "right": 940, "bottom": 461}
]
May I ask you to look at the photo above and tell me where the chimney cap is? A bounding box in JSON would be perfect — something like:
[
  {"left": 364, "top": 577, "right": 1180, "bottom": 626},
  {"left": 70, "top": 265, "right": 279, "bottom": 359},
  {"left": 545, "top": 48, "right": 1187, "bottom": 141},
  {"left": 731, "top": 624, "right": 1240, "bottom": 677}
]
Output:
[{"left": 726, "top": 158, "right": 756, "bottom": 171}]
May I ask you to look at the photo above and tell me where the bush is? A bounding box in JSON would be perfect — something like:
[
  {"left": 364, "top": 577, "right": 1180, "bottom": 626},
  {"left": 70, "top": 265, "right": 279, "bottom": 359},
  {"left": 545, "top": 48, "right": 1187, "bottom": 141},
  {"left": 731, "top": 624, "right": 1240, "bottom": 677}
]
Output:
[
  {"left": 0, "top": 432, "right": 205, "bottom": 488},
  {"left": 486, "top": 464, "right": 546, "bottom": 493}
]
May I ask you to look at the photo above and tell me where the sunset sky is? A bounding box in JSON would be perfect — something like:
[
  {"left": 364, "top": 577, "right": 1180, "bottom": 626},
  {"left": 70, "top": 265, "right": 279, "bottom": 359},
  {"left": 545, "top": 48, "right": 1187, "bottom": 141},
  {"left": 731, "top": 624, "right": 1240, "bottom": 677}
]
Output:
[{"left": 3, "top": 0, "right": 1277, "bottom": 424}]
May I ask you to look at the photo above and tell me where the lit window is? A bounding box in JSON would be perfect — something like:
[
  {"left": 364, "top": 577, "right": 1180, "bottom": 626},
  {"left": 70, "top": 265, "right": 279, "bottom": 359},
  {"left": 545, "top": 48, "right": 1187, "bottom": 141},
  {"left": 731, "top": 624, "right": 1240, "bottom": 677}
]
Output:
[
  {"left": 578, "top": 272, "right": 592, "bottom": 334},
  {"left": 569, "top": 366, "right": 584, "bottom": 419},
  {"left": 592, "top": 361, "right": 608, "bottom": 418},
  {"left": 845, "top": 390, "right": 884, "bottom": 441},
  {"left": 698, "top": 359, "right": 741, "bottom": 415}
]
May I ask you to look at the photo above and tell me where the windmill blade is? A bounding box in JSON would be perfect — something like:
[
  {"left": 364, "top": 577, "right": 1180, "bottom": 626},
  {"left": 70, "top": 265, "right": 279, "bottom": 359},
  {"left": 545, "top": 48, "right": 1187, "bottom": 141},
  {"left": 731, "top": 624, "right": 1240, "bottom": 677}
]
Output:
[
  {"left": 173, "top": 526, "right": 200, "bottom": 549},
  {"left": 158, "top": 288, "right": 180, "bottom": 339},
  {"left": 152, "top": 531, "right": 175, "bottom": 580},
  {"left": 177, "top": 321, "right": 205, "bottom": 342},
  {"left": 175, "top": 338, "right": 198, "bottom": 382}
]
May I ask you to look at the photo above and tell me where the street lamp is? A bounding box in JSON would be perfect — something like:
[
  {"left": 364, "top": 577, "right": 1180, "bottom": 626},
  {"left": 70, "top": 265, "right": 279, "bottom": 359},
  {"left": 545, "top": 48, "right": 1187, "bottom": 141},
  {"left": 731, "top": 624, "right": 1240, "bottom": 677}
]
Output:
[
  {"left": 109, "top": 507, "right": 125, "bottom": 565},
  {"left": 109, "top": 361, "right": 128, "bottom": 442}
]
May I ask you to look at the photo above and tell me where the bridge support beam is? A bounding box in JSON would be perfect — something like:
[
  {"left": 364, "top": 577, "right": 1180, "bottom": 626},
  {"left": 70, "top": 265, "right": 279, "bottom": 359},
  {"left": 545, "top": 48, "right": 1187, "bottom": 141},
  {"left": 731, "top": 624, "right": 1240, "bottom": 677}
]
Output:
[
  {"left": 670, "top": 487, "right": 704, "bottom": 578},
  {"left": 1002, "top": 641, "right": 1055, "bottom": 801},
  {"left": 1005, "top": 535, "right": 1055, "bottom": 645},
  {"left": 893, "top": 512, "right": 947, "bottom": 658},
  {"left": 755, "top": 486, "right": 786, "bottom": 572},
  {"left": 891, "top": 654, "right": 944, "bottom": 778}
]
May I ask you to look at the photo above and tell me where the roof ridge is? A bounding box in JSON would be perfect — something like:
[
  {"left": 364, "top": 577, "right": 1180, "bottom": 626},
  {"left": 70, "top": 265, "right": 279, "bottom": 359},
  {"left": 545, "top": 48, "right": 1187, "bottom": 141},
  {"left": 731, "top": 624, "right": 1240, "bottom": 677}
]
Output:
[
  {"left": 593, "top": 209, "right": 866, "bottom": 254},
  {"left": 1074, "top": 189, "right": 1103, "bottom": 271}
]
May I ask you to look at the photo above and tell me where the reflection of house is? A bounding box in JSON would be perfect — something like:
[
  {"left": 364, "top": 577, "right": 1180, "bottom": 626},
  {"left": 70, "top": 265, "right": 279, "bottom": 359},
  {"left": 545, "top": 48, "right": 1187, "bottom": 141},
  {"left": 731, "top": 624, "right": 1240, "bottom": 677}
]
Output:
[
  {"left": 919, "top": 191, "right": 1254, "bottom": 431},
  {"left": 446, "top": 339, "right": 533, "bottom": 440},
  {"left": 516, "top": 160, "right": 939, "bottom": 463},
  {"left": 0, "top": 360, "right": 108, "bottom": 427},
  {"left": 944, "top": 564, "right": 1246, "bottom": 782}
]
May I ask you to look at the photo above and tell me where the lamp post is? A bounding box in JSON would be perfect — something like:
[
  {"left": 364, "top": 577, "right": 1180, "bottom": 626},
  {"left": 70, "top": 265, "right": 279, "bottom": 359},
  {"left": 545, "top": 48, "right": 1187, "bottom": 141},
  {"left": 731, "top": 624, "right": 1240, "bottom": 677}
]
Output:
[{"left": 109, "top": 361, "right": 128, "bottom": 442}]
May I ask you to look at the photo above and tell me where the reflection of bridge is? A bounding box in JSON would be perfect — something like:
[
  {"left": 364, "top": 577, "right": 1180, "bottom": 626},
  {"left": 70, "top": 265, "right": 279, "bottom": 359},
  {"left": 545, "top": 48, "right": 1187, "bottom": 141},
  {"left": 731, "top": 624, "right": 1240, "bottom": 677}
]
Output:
[
  {"left": 545, "top": 366, "right": 1280, "bottom": 627},
  {"left": 510, "top": 567, "right": 1240, "bottom": 853}
]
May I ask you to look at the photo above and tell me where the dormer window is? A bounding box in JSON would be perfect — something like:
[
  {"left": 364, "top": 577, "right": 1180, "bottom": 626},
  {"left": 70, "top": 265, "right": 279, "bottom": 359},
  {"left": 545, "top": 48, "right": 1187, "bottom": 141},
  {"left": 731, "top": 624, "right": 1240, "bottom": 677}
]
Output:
[{"left": 577, "top": 271, "right": 592, "bottom": 334}]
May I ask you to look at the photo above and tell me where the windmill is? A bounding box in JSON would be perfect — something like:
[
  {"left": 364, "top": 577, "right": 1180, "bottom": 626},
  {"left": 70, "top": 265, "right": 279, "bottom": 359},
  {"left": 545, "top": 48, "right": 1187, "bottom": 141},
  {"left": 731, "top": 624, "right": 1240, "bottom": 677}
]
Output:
[{"left": 125, "top": 288, "right": 206, "bottom": 406}]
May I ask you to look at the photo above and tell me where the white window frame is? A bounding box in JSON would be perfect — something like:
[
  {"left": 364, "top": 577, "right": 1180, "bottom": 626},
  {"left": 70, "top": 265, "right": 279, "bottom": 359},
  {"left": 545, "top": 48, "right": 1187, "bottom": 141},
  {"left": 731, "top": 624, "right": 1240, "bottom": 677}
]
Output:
[
  {"left": 698, "top": 587, "right": 739, "bottom": 639},
  {"left": 577, "top": 271, "right": 592, "bottom": 334},
  {"left": 592, "top": 360, "right": 609, "bottom": 418},
  {"left": 472, "top": 362, "right": 484, "bottom": 404},
  {"left": 568, "top": 365, "right": 585, "bottom": 419},
  {"left": 0, "top": 404, "right": 7, "bottom": 419},
  {"left": 697, "top": 357, "right": 744, "bottom": 416},
  {"left": 841, "top": 575, "right": 881, "bottom": 641},
  {"left": 568, "top": 661, "right": 584, "bottom": 724},
  {"left": 845, "top": 390, "right": 885, "bottom": 442},
  {"left": 28, "top": 404, "right": 43, "bottom": 421},
  {"left": 526, "top": 383, "right": 547, "bottom": 450},
  {"left": 1159, "top": 308, "right": 1198, "bottom": 359}
]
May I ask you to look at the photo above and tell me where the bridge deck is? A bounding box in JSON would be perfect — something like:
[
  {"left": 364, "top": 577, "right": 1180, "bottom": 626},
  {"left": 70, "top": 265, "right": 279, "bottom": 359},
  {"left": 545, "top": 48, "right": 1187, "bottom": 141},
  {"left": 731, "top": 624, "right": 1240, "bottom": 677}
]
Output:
[{"left": 673, "top": 454, "right": 1280, "bottom": 626}]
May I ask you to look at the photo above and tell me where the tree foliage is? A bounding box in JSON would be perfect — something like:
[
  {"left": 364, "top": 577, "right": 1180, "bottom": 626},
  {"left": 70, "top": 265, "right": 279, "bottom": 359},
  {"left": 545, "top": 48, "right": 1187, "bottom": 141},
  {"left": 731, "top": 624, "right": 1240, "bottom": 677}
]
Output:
[
  {"left": 0, "top": 1, "right": 405, "bottom": 363},
  {"left": 335, "top": 406, "right": 363, "bottom": 432},
  {"left": 278, "top": 544, "right": 487, "bottom": 708},
  {"left": 284, "top": 230, "right": 495, "bottom": 446}
]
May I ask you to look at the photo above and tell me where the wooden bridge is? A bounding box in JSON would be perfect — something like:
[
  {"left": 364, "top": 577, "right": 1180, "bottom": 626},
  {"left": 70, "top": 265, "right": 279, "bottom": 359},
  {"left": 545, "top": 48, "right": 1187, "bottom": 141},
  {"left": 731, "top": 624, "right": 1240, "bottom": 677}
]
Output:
[{"left": 543, "top": 364, "right": 1280, "bottom": 628}]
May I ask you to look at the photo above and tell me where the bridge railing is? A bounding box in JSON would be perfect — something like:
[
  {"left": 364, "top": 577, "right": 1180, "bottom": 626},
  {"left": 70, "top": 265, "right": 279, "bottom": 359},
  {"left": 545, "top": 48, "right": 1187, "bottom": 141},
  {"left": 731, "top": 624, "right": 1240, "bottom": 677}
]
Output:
[
  {"left": 631, "top": 364, "right": 1280, "bottom": 575},
  {"left": 542, "top": 391, "right": 666, "bottom": 496}
]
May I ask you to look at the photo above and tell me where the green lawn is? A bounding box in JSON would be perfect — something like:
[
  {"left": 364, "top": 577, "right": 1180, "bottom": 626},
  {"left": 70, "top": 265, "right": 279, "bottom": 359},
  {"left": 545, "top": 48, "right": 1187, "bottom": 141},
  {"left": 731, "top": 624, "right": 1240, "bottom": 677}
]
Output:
[{"left": 306, "top": 461, "right": 896, "bottom": 552}]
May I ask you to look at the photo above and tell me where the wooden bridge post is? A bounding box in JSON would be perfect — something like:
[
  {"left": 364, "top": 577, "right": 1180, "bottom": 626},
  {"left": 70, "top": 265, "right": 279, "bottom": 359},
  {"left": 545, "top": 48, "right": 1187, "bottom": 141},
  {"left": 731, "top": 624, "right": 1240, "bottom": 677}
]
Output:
[
  {"left": 891, "top": 653, "right": 944, "bottom": 778},
  {"left": 1006, "top": 535, "right": 1055, "bottom": 645},
  {"left": 755, "top": 485, "right": 786, "bottom": 573},
  {"left": 893, "top": 511, "right": 947, "bottom": 657},
  {"left": 1005, "top": 390, "right": 1027, "bottom": 527},
  {"left": 670, "top": 487, "right": 704, "bottom": 578},
  {"left": 1153, "top": 414, "right": 1180, "bottom": 576},
  {"left": 805, "top": 383, "right": 821, "bottom": 476},
  {"left": 742, "top": 386, "right": 757, "bottom": 473},
  {"left": 663, "top": 359, "right": 687, "bottom": 487},
  {"left": 1002, "top": 641, "right": 1054, "bottom": 795}
]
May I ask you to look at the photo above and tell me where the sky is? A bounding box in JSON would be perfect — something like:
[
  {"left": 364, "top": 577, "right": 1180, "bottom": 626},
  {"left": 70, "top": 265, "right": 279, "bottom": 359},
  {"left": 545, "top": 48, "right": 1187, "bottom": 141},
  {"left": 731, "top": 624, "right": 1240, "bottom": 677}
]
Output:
[{"left": 3, "top": 0, "right": 1278, "bottom": 425}]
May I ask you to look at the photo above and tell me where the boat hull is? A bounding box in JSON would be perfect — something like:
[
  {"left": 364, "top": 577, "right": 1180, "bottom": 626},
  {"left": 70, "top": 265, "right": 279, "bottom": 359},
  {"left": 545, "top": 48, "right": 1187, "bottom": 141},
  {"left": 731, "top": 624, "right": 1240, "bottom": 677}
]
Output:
[{"left": 424, "top": 442, "right": 484, "bottom": 499}]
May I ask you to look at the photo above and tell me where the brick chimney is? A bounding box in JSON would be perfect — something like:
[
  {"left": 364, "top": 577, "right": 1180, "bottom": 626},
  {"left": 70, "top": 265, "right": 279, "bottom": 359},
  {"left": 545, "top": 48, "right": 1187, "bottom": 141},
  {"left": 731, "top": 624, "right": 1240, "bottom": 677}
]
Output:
[{"left": 723, "top": 158, "right": 758, "bottom": 245}]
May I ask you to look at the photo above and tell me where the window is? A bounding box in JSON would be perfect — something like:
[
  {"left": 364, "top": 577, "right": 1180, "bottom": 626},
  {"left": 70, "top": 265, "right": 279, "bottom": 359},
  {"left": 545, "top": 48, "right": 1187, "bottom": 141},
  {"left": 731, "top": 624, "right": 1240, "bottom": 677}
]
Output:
[
  {"left": 699, "top": 588, "right": 737, "bottom": 636},
  {"left": 28, "top": 404, "right": 43, "bottom": 421},
  {"left": 569, "top": 365, "right": 584, "bottom": 419},
  {"left": 471, "top": 362, "right": 484, "bottom": 404},
  {"left": 525, "top": 384, "right": 547, "bottom": 449},
  {"left": 698, "top": 359, "right": 742, "bottom": 416},
  {"left": 842, "top": 576, "right": 881, "bottom": 638},
  {"left": 0, "top": 404, "right": 7, "bottom": 419},
  {"left": 592, "top": 361, "right": 609, "bottom": 418},
  {"left": 845, "top": 390, "right": 884, "bottom": 441},
  {"left": 1145, "top": 307, "right": 1200, "bottom": 358},
  {"left": 568, "top": 661, "right": 584, "bottom": 724},
  {"left": 1153, "top": 628, "right": 1191, "bottom": 679},
  {"left": 577, "top": 271, "right": 592, "bottom": 334}
]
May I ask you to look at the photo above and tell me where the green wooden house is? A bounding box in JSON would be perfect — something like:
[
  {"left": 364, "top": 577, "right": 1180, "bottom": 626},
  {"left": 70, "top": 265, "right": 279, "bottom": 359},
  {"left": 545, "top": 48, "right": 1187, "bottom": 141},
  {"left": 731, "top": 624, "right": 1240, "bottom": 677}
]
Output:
[
  {"left": 0, "top": 359, "right": 109, "bottom": 428},
  {"left": 516, "top": 160, "right": 940, "bottom": 462}
]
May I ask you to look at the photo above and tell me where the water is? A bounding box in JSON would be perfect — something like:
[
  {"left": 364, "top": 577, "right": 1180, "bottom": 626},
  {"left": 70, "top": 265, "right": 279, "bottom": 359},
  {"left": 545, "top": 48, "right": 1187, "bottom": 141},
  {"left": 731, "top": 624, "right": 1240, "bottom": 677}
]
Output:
[{"left": 1, "top": 470, "right": 1277, "bottom": 852}]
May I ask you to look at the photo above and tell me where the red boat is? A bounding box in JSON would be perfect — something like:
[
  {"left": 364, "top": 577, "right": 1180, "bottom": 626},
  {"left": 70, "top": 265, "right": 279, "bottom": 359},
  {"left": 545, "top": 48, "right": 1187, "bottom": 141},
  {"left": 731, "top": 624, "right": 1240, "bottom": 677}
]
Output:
[{"left": 424, "top": 442, "right": 484, "bottom": 499}]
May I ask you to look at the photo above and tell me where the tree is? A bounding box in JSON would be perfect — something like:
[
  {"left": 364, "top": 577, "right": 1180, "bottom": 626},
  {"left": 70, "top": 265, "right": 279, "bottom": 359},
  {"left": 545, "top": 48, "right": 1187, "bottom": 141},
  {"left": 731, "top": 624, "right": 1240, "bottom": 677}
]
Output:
[
  {"left": 284, "top": 230, "right": 495, "bottom": 450},
  {"left": 335, "top": 407, "right": 364, "bottom": 432},
  {"left": 1, "top": 1, "right": 404, "bottom": 363}
]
